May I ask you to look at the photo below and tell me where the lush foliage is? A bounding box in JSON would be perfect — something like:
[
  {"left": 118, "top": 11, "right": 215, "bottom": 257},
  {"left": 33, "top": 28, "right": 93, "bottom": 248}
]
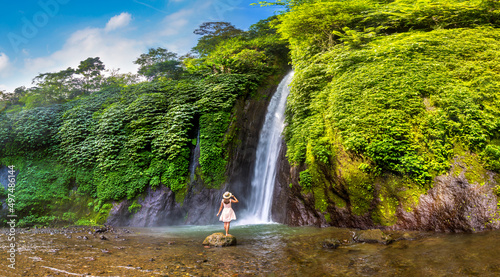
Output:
[
  {"left": 279, "top": 0, "right": 500, "bottom": 225},
  {"left": 0, "top": 16, "right": 288, "bottom": 226}
]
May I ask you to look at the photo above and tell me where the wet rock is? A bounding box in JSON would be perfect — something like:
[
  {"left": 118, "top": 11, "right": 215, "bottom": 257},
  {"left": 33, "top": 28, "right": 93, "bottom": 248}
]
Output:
[
  {"left": 322, "top": 238, "right": 341, "bottom": 249},
  {"left": 273, "top": 142, "right": 328, "bottom": 227},
  {"left": 202, "top": 233, "right": 237, "bottom": 247},
  {"left": 94, "top": 227, "right": 107, "bottom": 234},
  {"left": 388, "top": 231, "right": 419, "bottom": 241},
  {"left": 106, "top": 185, "right": 184, "bottom": 227},
  {"left": 99, "top": 235, "right": 108, "bottom": 240},
  {"left": 393, "top": 165, "right": 500, "bottom": 232},
  {"left": 354, "top": 229, "right": 393, "bottom": 244}
]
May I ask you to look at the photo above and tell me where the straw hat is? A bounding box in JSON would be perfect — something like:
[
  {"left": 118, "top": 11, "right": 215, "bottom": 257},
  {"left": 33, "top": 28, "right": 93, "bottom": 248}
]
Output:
[{"left": 223, "top": 191, "right": 232, "bottom": 199}]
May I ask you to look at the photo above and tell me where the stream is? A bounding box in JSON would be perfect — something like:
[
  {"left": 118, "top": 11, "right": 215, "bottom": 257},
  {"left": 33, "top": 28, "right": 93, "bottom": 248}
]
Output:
[{"left": 2, "top": 224, "right": 500, "bottom": 276}]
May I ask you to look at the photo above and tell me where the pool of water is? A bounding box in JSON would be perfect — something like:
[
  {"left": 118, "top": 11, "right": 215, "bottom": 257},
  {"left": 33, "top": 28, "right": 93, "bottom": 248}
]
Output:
[
  {"left": 128, "top": 224, "right": 500, "bottom": 276},
  {"left": 2, "top": 224, "right": 500, "bottom": 276}
]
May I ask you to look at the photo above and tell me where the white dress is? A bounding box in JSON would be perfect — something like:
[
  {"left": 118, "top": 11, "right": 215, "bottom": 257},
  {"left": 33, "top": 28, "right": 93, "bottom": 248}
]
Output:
[{"left": 219, "top": 201, "right": 236, "bottom": 222}]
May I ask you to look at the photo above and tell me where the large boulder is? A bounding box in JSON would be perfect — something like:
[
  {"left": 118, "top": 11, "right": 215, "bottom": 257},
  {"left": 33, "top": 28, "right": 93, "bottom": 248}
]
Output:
[
  {"left": 203, "top": 233, "right": 237, "bottom": 247},
  {"left": 354, "top": 229, "right": 393, "bottom": 244}
]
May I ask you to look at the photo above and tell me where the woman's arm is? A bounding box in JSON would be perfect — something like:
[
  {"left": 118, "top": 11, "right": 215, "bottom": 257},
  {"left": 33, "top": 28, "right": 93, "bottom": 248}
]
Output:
[
  {"left": 231, "top": 196, "right": 239, "bottom": 203},
  {"left": 216, "top": 200, "right": 223, "bottom": 216}
]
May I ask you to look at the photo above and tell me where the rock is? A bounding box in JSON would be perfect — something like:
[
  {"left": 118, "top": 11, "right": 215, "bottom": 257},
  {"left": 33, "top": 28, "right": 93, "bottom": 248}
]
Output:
[
  {"left": 94, "top": 227, "right": 107, "bottom": 234},
  {"left": 99, "top": 235, "right": 108, "bottom": 240},
  {"left": 389, "top": 231, "right": 419, "bottom": 241},
  {"left": 202, "top": 233, "right": 237, "bottom": 247},
  {"left": 354, "top": 229, "right": 393, "bottom": 244},
  {"left": 322, "top": 238, "right": 341, "bottom": 249}
]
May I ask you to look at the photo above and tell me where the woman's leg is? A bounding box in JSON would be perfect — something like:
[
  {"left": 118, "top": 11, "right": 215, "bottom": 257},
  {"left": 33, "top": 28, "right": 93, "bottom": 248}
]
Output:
[
  {"left": 227, "top": 222, "right": 230, "bottom": 236},
  {"left": 224, "top": 222, "right": 229, "bottom": 236}
]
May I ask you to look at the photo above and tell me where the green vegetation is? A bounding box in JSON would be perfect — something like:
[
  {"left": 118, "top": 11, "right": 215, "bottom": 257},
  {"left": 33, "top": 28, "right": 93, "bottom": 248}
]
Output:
[
  {"left": 0, "top": 17, "right": 288, "bottom": 227},
  {"left": 278, "top": 0, "right": 500, "bottom": 225},
  {"left": 2, "top": 0, "right": 500, "bottom": 228}
]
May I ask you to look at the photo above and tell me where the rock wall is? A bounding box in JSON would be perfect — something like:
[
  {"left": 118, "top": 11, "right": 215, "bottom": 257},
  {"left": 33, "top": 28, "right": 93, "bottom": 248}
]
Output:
[
  {"left": 272, "top": 141, "right": 327, "bottom": 226},
  {"left": 392, "top": 170, "right": 500, "bottom": 232},
  {"left": 273, "top": 144, "right": 500, "bottom": 232}
]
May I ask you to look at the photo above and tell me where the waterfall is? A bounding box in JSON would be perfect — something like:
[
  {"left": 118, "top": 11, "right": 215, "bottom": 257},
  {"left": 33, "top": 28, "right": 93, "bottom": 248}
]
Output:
[
  {"left": 190, "top": 129, "right": 201, "bottom": 182},
  {"left": 241, "top": 71, "right": 294, "bottom": 224}
]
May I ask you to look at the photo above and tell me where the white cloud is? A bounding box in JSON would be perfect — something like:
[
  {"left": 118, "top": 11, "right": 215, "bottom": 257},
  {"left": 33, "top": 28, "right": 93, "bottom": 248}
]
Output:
[
  {"left": 0, "top": 53, "right": 12, "bottom": 77},
  {"left": 159, "top": 9, "right": 193, "bottom": 37},
  {"left": 24, "top": 26, "right": 143, "bottom": 78},
  {"left": 105, "top": 12, "right": 132, "bottom": 32}
]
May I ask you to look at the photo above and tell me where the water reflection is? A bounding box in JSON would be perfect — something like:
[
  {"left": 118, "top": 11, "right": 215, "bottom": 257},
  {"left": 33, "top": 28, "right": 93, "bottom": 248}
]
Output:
[
  {"left": 133, "top": 224, "right": 500, "bottom": 276},
  {"left": 3, "top": 224, "right": 500, "bottom": 276}
]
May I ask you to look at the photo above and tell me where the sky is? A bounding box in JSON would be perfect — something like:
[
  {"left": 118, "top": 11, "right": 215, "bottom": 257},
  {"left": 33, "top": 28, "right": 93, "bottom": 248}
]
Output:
[{"left": 0, "top": 0, "right": 282, "bottom": 92}]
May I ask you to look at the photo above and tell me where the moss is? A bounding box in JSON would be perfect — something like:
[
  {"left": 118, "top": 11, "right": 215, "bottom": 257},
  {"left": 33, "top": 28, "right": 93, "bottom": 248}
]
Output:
[
  {"left": 372, "top": 192, "right": 399, "bottom": 226},
  {"left": 299, "top": 169, "right": 313, "bottom": 190},
  {"left": 128, "top": 199, "right": 142, "bottom": 214},
  {"left": 397, "top": 182, "right": 425, "bottom": 213},
  {"left": 95, "top": 203, "right": 113, "bottom": 225},
  {"left": 324, "top": 213, "right": 332, "bottom": 223},
  {"left": 331, "top": 193, "right": 346, "bottom": 208},
  {"left": 312, "top": 185, "right": 328, "bottom": 212},
  {"left": 454, "top": 144, "right": 489, "bottom": 185},
  {"left": 346, "top": 180, "right": 374, "bottom": 216},
  {"left": 175, "top": 186, "right": 188, "bottom": 204},
  {"left": 337, "top": 149, "right": 374, "bottom": 216}
]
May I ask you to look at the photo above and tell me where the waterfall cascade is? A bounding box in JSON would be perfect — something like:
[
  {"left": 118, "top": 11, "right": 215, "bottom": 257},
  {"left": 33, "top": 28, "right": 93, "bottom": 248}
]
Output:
[
  {"left": 240, "top": 71, "right": 294, "bottom": 224},
  {"left": 190, "top": 129, "right": 201, "bottom": 182}
]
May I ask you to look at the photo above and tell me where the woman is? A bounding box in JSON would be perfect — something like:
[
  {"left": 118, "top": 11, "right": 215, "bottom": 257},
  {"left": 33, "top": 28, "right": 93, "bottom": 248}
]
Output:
[{"left": 216, "top": 191, "right": 238, "bottom": 236}]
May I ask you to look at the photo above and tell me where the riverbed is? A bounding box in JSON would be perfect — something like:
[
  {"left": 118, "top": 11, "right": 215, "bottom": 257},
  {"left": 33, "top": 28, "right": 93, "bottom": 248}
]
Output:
[{"left": 1, "top": 224, "right": 500, "bottom": 276}]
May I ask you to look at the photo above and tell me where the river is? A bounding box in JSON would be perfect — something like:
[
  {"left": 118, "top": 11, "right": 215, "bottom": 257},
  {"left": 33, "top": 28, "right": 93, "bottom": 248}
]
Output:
[{"left": 2, "top": 224, "right": 499, "bottom": 276}]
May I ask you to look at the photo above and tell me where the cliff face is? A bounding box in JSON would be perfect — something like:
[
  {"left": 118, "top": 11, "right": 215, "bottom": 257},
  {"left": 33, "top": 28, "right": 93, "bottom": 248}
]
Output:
[
  {"left": 273, "top": 142, "right": 500, "bottom": 232},
  {"left": 106, "top": 76, "right": 283, "bottom": 227}
]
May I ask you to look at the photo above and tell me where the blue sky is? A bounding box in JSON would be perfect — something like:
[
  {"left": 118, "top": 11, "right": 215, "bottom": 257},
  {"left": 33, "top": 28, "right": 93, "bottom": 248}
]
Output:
[{"left": 0, "top": 0, "right": 282, "bottom": 92}]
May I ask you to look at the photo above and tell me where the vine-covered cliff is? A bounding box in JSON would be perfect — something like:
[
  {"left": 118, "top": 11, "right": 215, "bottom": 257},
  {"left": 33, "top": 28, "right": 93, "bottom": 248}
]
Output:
[{"left": 272, "top": 0, "right": 500, "bottom": 232}]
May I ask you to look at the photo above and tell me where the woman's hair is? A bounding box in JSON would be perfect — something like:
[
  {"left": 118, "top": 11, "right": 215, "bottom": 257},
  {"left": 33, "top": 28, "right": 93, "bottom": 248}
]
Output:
[{"left": 224, "top": 199, "right": 230, "bottom": 204}]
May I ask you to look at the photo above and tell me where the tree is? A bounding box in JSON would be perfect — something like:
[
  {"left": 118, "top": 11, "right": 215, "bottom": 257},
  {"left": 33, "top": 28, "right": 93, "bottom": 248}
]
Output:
[
  {"left": 245, "top": 16, "right": 279, "bottom": 39},
  {"left": 33, "top": 67, "right": 77, "bottom": 98},
  {"left": 0, "top": 90, "right": 6, "bottom": 101},
  {"left": 77, "top": 57, "right": 105, "bottom": 94},
  {"left": 134, "top": 48, "right": 183, "bottom": 80},
  {"left": 192, "top": 22, "right": 243, "bottom": 56}
]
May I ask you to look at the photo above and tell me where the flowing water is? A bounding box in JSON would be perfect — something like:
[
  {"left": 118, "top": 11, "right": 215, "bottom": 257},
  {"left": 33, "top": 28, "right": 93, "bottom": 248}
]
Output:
[
  {"left": 3, "top": 225, "right": 500, "bottom": 276},
  {"left": 242, "top": 71, "right": 294, "bottom": 224},
  {"left": 190, "top": 129, "right": 201, "bottom": 182}
]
